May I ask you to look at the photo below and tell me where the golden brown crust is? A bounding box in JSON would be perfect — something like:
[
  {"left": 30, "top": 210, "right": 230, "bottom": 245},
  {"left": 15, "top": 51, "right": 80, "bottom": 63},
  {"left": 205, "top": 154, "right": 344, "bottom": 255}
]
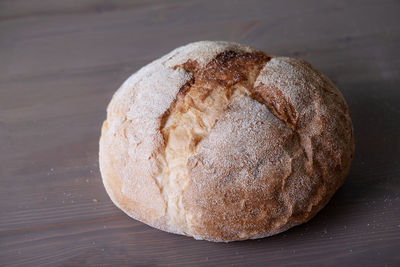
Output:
[
  {"left": 99, "top": 41, "right": 354, "bottom": 242},
  {"left": 182, "top": 57, "right": 354, "bottom": 242}
]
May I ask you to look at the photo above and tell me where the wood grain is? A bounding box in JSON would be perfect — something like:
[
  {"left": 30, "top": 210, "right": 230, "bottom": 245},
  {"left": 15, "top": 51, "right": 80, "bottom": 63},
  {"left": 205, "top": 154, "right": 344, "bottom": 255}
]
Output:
[{"left": 1, "top": 0, "right": 399, "bottom": 266}]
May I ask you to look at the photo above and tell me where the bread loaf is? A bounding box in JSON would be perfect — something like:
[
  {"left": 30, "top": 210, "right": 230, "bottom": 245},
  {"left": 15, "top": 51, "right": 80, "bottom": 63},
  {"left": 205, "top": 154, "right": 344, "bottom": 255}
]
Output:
[{"left": 99, "top": 41, "right": 354, "bottom": 242}]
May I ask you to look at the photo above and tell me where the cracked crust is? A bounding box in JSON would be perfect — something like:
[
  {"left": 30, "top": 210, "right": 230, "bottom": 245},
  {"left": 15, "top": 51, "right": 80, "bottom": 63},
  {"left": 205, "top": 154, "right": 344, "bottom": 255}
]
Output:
[{"left": 99, "top": 41, "right": 354, "bottom": 242}]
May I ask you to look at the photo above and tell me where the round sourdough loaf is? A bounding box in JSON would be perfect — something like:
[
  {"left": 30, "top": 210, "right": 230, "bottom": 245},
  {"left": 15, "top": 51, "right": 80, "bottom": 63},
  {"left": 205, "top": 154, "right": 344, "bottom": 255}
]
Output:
[{"left": 99, "top": 41, "right": 354, "bottom": 242}]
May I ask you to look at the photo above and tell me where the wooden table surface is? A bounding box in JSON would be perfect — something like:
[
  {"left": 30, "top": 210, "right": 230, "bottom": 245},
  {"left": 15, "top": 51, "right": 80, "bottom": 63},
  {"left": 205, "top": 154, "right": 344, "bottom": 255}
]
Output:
[{"left": 1, "top": 0, "right": 399, "bottom": 266}]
